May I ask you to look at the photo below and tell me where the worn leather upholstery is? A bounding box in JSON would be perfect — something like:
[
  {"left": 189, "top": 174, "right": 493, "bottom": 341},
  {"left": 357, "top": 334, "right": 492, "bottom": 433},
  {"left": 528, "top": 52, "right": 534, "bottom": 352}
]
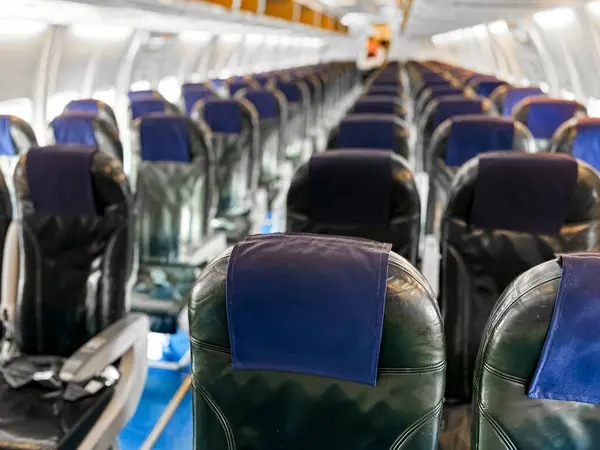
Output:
[
  {"left": 473, "top": 259, "right": 600, "bottom": 449},
  {"left": 189, "top": 248, "right": 446, "bottom": 450},
  {"left": 441, "top": 157, "right": 600, "bottom": 403},
  {"left": 551, "top": 117, "right": 600, "bottom": 172},
  {"left": 0, "top": 147, "right": 134, "bottom": 449},
  {"left": 64, "top": 99, "right": 120, "bottom": 134},
  {"left": 425, "top": 116, "right": 534, "bottom": 235},
  {"left": 287, "top": 152, "right": 421, "bottom": 264}
]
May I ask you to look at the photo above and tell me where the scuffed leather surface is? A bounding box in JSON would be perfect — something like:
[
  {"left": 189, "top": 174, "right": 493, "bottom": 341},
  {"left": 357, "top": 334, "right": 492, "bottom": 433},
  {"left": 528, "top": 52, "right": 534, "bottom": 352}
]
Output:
[
  {"left": 472, "top": 259, "right": 600, "bottom": 449},
  {"left": 326, "top": 121, "right": 410, "bottom": 160},
  {"left": 441, "top": 159, "right": 600, "bottom": 403},
  {"left": 13, "top": 151, "right": 134, "bottom": 356},
  {"left": 8, "top": 116, "right": 37, "bottom": 154},
  {"left": 189, "top": 250, "right": 445, "bottom": 450},
  {"left": 286, "top": 156, "right": 421, "bottom": 264}
]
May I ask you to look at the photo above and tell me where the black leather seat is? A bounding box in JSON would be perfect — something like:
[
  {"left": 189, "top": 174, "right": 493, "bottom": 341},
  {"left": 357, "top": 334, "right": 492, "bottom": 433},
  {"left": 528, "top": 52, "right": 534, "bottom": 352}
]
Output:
[
  {"left": 193, "top": 98, "right": 259, "bottom": 243},
  {"left": 513, "top": 97, "right": 587, "bottom": 151},
  {"left": 287, "top": 150, "right": 421, "bottom": 263},
  {"left": 0, "top": 144, "right": 147, "bottom": 449},
  {"left": 472, "top": 257, "right": 600, "bottom": 449},
  {"left": 489, "top": 86, "right": 545, "bottom": 117},
  {"left": 328, "top": 114, "right": 410, "bottom": 159},
  {"left": 465, "top": 76, "right": 507, "bottom": 98},
  {"left": 181, "top": 83, "right": 218, "bottom": 115},
  {"left": 425, "top": 116, "right": 534, "bottom": 234},
  {"left": 440, "top": 152, "right": 600, "bottom": 403},
  {"left": 189, "top": 234, "right": 445, "bottom": 450},
  {"left": 227, "top": 78, "right": 259, "bottom": 97},
  {"left": 414, "top": 86, "right": 464, "bottom": 122},
  {"left": 551, "top": 117, "right": 600, "bottom": 172},
  {"left": 50, "top": 112, "right": 123, "bottom": 160},
  {"left": 130, "top": 97, "right": 180, "bottom": 121},
  {"left": 351, "top": 96, "right": 406, "bottom": 118},
  {"left": 133, "top": 114, "right": 220, "bottom": 333},
  {"left": 64, "top": 99, "right": 119, "bottom": 134}
]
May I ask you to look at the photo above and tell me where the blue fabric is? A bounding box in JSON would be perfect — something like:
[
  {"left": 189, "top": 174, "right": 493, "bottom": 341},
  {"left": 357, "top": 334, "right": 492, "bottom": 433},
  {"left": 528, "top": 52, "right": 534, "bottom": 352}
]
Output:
[
  {"left": 475, "top": 80, "right": 505, "bottom": 98},
  {"left": 128, "top": 90, "right": 158, "bottom": 102},
  {"left": 309, "top": 150, "right": 392, "bottom": 225},
  {"left": 433, "top": 98, "right": 484, "bottom": 128},
  {"left": 337, "top": 116, "right": 397, "bottom": 150},
  {"left": 469, "top": 152, "right": 578, "bottom": 234},
  {"left": 572, "top": 120, "right": 600, "bottom": 171},
  {"left": 253, "top": 75, "right": 271, "bottom": 87},
  {"left": 139, "top": 116, "right": 190, "bottom": 162},
  {"left": 52, "top": 113, "right": 97, "bottom": 147},
  {"left": 353, "top": 99, "right": 398, "bottom": 115},
  {"left": 503, "top": 87, "right": 545, "bottom": 116},
  {"left": 527, "top": 101, "right": 578, "bottom": 139},
  {"left": 421, "top": 73, "right": 446, "bottom": 83},
  {"left": 201, "top": 100, "right": 242, "bottom": 133},
  {"left": 366, "top": 86, "right": 400, "bottom": 96},
  {"left": 181, "top": 84, "right": 215, "bottom": 115},
  {"left": 26, "top": 145, "right": 97, "bottom": 216},
  {"left": 65, "top": 99, "right": 100, "bottom": 114},
  {"left": 276, "top": 83, "right": 301, "bottom": 103},
  {"left": 427, "top": 87, "right": 463, "bottom": 102},
  {"left": 529, "top": 253, "right": 600, "bottom": 404},
  {"left": 229, "top": 81, "right": 251, "bottom": 96},
  {"left": 242, "top": 91, "right": 278, "bottom": 119},
  {"left": 446, "top": 117, "right": 514, "bottom": 167},
  {"left": 131, "top": 99, "right": 167, "bottom": 120},
  {"left": 226, "top": 233, "right": 391, "bottom": 385},
  {"left": 0, "top": 117, "right": 15, "bottom": 156}
]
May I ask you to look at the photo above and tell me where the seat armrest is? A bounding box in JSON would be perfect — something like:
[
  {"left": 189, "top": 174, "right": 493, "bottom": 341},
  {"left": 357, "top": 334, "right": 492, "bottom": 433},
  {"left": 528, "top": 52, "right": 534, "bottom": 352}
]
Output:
[{"left": 59, "top": 313, "right": 149, "bottom": 383}]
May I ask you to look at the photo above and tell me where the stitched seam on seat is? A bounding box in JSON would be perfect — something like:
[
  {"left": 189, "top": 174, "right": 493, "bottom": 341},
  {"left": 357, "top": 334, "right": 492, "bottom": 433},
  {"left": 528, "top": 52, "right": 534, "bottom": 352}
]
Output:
[
  {"left": 478, "top": 403, "right": 517, "bottom": 450},
  {"left": 483, "top": 362, "right": 528, "bottom": 385},
  {"left": 192, "top": 375, "right": 236, "bottom": 450},
  {"left": 390, "top": 399, "right": 444, "bottom": 450}
]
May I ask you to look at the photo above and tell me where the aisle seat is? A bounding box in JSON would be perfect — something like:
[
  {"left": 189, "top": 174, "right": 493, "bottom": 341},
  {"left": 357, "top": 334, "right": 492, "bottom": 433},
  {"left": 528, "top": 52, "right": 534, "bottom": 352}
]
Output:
[
  {"left": 65, "top": 99, "right": 119, "bottom": 134},
  {"left": 181, "top": 83, "right": 218, "bottom": 116},
  {"left": 550, "top": 117, "right": 600, "bottom": 173}
]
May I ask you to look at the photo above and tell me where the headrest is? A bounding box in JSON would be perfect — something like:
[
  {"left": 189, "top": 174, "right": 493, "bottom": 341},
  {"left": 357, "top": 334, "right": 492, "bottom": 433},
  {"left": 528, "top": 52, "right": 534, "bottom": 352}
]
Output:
[
  {"left": 25, "top": 145, "right": 98, "bottom": 216},
  {"left": 253, "top": 74, "right": 271, "bottom": 86},
  {"left": 139, "top": 115, "right": 191, "bottom": 162},
  {"left": 241, "top": 90, "right": 278, "bottom": 119},
  {"left": 529, "top": 253, "right": 600, "bottom": 405},
  {"left": 571, "top": 118, "right": 600, "bottom": 171},
  {"left": 201, "top": 100, "right": 243, "bottom": 133},
  {"left": 446, "top": 117, "right": 515, "bottom": 167},
  {"left": 276, "top": 82, "right": 302, "bottom": 103},
  {"left": 427, "top": 86, "right": 463, "bottom": 101},
  {"left": 525, "top": 99, "right": 580, "bottom": 139},
  {"left": 469, "top": 152, "right": 577, "bottom": 234},
  {"left": 128, "top": 90, "right": 159, "bottom": 102},
  {"left": 51, "top": 113, "right": 97, "bottom": 147},
  {"left": 181, "top": 84, "right": 215, "bottom": 115},
  {"left": 432, "top": 96, "right": 484, "bottom": 128},
  {"left": 308, "top": 150, "right": 392, "bottom": 225},
  {"left": 65, "top": 99, "right": 100, "bottom": 114},
  {"left": 337, "top": 114, "right": 400, "bottom": 150},
  {"left": 226, "top": 233, "right": 391, "bottom": 385},
  {"left": 0, "top": 117, "right": 16, "bottom": 156},
  {"left": 475, "top": 80, "right": 506, "bottom": 98},
  {"left": 420, "top": 73, "right": 446, "bottom": 83},
  {"left": 229, "top": 81, "right": 253, "bottom": 96},
  {"left": 352, "top": 98, "right": 398, "bottom": 115},
  {"left": 131, "top": 98, "right": 167, "bottom": 120},
  {"left": 502, "top": 87, "right": 545, "bottom": 116}
]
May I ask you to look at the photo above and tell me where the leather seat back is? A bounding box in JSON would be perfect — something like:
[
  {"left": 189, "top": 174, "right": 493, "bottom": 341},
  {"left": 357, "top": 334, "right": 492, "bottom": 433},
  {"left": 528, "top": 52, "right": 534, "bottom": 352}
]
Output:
[
  {"left": 130, "top": 98, "right": 180, "bottom": 121},
  {"left": 490, "top": 86, "right": 545, "bottom": 117},
  {"left": 13, "top": 144, "right": 134, "bottom": 356},
  {"left": 287, "top": 150, "right": 421, "bottom": 263},
  {"left": 415, "top": 86, "right": 464, "bottom": 121},
  {"left": 189, "top": 236, "right": 445, "bottom": 450},
  {"left": 268, "top": 80, "right": 309, "bottom": 149},
  {"left": 181, "top": 83, "right": 218, "bottom": 115},
  {"left": 328, "top": 114, "right": 410, "bottom": 159},
  {"left": 441, "top": 153, "right": 600, "bottom": 402},
  {"left": 551, "top": 117, "right": 600, "bottom": 171},
  {"left": 227, "top": 79, "right": 259, "bottom": 97},
  {"left": 513, "top": 97, "right": 587, "bottom": 150},
  {"left": 466, "top": 76, "right": 507, "bottom": 98},
  {"left": 64, "top": 99, "right": 119, "bottom": 134},
  {"left": 472, "top": 258, "right": 600, "bottom": 450},
  {"left": 193, "top": 98, "right": 258, "bottom": 217},
  {"left": 50, "top": 112, "right": 123, "bottom": 160},
  {"left": 134, "top": 115, "right": 216, "bottom": 266},
  {"left": 351, "top": 96, "right": 406, "bottom": 118}
]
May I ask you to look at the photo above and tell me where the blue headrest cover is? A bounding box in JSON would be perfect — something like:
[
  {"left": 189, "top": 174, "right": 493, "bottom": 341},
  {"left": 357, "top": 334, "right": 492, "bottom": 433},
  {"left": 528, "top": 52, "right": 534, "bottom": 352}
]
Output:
[
  {"left": 181, "top": 85, "right": 215, "bottom": 115},
  {"left": 469, "top": 153, "right": 577, "bottom": 234},
  {"left": 353, "top": 99, "right": 397, "bottom": 115},
  {"left": 337, "top": 116, "right": 397, "bottom": 150},
  {"left": 527, "top": 101, "right": 578, "bottom": 139},
  {"left": 242, "top": 91, "right": 278, "bottom": 119},
  {"left": 433, "top": 98, "right": 484, "bottom": 128},
  {"left": 427, "top": 87, "right": 463, "bottom": 101},
  {"left": 309, "top": 150, "right": 392, "bottom": 225},
  {"left": 226, "top": 233, "right": 391, "bottom": 385},
  {"left": 139, "top": 115, "right": 191, "bottom": 162},
  {"left": 367, "top": 86, "right": 400, "bottom": 95},
  {"left": 26, "top": 145, "right": 97, "bottom": 216},
  {"left": 475, "top": 80, "right": 505, "bottom": 98},
  {"left": 128, "top": 90, "right": 158, "bottom": 102},
  {"left": 421, "top": 73, "right": 446, "bottom": 83},
  {"left": 0, "top": 117, "right": 16, "bottom": 156},
  {"left": 277, "top": 83, "right": 302, "bottom": 103},
  {"left": 202, "top": 100, "right": 243, "bottom": 133},
  {"left": 572, "top": 119, "right": 600, "bottom": 171},
  {"left": 253, "top": 75, "right": 271, "bottom": 86},
  {"left": 52, "top": 113, "right": 97, "bottom": 147},
  {"left": 65, "top": 99, "right": 101, "bottom": 114},
  {"left": 131, "top": 99, "right": 167, "bottom": 120},
  {"left": 503, "top": 87, "right": 545, "bottom": 116},
  {"left": 229, "top": 81, "right": 251, "bottom": 96},
  {"left": 529, "top": 253, "right": 600, "bottom": 404},
  {"left": 446, "top": 118, "right": 514, "bottom": 167}
]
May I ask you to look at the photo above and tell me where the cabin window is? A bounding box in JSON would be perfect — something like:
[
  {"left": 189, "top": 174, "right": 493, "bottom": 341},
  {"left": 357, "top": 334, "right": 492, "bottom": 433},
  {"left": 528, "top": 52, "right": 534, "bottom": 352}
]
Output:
[{"left": 0, "top": 98, "right": 33, "bottom": 123}]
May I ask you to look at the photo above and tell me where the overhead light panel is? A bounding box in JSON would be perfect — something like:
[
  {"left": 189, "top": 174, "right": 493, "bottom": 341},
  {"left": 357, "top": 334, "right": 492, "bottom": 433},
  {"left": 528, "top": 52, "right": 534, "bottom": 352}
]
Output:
[
  {"left": 220, "top": 33, "right": 242, "bottom": 44},
  {"left": 179, "top": 30, "right": 212, "bottom": 43},
  {"left": 488, "top": 20, "right": 509, "bottom": 35},
  {"left": 0, "top": 19, "right": 47, "bottom": 39},
  {"left": 71, "top": 24, "right": 132, "bottom": 42},
  {"left": 588, "top": 1, "right": 600, "bottom": 17},
  {"left": 341, "top": 13, "right": 367, "bottom": 27},
  {"left": 533, "top": 7, "right": 575, "bottom": 28}
]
